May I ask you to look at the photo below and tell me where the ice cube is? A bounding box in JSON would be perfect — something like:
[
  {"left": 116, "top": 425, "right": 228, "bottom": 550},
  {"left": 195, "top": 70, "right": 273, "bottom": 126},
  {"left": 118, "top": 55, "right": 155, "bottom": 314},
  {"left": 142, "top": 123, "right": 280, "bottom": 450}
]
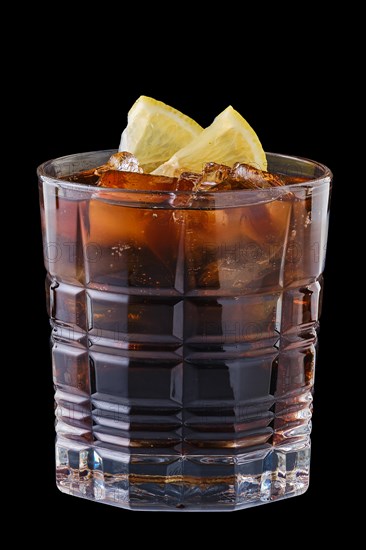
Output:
[
  {"left": 89, "top": 169, "right": 181, "bottom": 282},
  {"left": 197, "top": 257, "right": 272, "bottom": 290},
  {"left": 175, "top": 164, "right": 231, "bottom": 193},
  {"left": 171, "top": 164, "right": 232, "bottom": 206},
  {"left": 168, "top": 172, "right": 202, "bottom": 208},
  {"left": 64, "top": 152, "right": 143, "bottom": 185},
  {"left": 237, "top": 198, "right": 292, "bottom": 268},
  {"left": 175, "top": 171, "right": 201, "bottom": 192},
  {"left": 199, "top": 162, "right": 231, "bottom": 188},
  {"left": 210, "top": 163, "right": 285, "bottom": 191},
  {"left": 95, "top": 151, "right": 143, "bottom": 175},
  {"left": 97, "top": 170, "right": 177, "bottom": 191},
  {"left": 232, "top": 163, "right": 285, "bottom": 187}
]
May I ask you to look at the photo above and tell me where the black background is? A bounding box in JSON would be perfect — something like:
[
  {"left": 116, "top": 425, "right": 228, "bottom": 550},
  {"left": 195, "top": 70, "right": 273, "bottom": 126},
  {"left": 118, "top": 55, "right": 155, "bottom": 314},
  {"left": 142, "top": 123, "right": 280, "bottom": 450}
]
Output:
[{"left": 20, "top": 17, "right": 349, "bottom": 535}]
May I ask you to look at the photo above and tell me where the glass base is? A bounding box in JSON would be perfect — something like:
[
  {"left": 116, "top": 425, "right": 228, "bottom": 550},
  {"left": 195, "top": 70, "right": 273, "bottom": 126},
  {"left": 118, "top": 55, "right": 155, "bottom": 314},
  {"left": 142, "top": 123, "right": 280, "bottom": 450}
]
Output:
[{"left": 56, "top": 439, "right": 310, "bottom": 511}]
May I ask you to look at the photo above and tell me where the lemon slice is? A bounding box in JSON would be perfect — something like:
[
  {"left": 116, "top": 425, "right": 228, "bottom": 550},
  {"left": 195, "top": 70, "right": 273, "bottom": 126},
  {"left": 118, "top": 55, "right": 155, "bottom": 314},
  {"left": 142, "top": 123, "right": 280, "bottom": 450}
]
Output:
[
  {"left": 153, "top": 106, "right": 267, "bottom": 176},
  {"left": 119, "top": 96, "right": 203, "bottom": 173}
]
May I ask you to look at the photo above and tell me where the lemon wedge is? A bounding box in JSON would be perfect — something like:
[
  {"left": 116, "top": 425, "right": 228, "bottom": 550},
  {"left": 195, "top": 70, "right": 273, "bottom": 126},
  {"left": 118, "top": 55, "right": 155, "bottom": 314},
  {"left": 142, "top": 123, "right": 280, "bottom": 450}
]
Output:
[
  {"left": 119, "top": 96, "right": 203, "bottom": 173},
  {"left": 153, "top": 106, "right": 267, "bottom": 176}
]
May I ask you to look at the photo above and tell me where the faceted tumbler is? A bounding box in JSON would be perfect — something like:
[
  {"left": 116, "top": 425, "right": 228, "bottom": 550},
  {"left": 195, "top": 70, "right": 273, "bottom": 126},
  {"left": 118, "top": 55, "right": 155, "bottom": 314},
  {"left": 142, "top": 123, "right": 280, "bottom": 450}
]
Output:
[{"left": 38, "top": 151, "right": 332, "bottom": 511}]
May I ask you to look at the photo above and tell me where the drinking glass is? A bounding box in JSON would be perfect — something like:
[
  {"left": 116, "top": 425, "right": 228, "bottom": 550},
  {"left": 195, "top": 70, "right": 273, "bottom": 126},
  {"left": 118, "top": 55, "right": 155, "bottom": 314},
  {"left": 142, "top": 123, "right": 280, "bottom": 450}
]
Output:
[{"left": 38, "top": 151, "right": 332, "bottom": 511}]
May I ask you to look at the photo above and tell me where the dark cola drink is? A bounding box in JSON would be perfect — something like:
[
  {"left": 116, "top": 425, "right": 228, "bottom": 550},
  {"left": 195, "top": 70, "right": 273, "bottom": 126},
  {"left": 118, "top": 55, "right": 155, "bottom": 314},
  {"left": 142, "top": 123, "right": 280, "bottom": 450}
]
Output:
[{"left": 38, "top": 149, "right": 331, "bottom": 510}]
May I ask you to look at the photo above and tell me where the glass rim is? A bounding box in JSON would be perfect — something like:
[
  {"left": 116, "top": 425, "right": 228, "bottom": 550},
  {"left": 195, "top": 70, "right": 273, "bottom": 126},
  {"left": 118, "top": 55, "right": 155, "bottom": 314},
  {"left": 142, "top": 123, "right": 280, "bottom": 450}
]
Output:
[{"left": 37, "top": 150, "right": 332, "bottom": 196}]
